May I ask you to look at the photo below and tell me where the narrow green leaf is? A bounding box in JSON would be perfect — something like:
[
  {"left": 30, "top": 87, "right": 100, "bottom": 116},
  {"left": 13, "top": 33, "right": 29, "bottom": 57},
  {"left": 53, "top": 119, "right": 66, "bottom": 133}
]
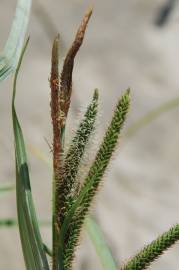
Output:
[
  {"left": 0, "top": 183, "right": 15, "bottom": 192},
  {"left": 12, "top": 39, "right": 49, "bottom": 270},
  {"left": 0, "top": 218, "right": 51, "bottom": 227},
  {"left": 0, "top": 218, "right": 17, "bottom": 226},
  {"left": 85, "top": 216, "right": 117, "bottom": 270},
  {"left": 0, "top": 215, "right": 117, "bottom": 270},
  {"left": 121, "top": 224, "right": 179, "bottom": 270},
  {"left": 0, "top": 0, "right": 31, "bottom": 81},
  {"left": 125, "top": 97, "right": 179, "bottom": 140},
  {"left": 43, "top": 244, "right": 53, "bottom": 257}
]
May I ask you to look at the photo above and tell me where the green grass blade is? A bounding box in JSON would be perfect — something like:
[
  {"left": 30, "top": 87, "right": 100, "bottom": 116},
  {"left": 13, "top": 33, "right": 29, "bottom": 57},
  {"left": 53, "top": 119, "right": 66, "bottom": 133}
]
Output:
[
  {"left": 0, "top": 183, "right": 15, "bottom": 192},
  {"left": 0, "top": 215, "right": 117, "bottom": 270},
  {"left": 125, "top": 97, "right": 179, "bottom": 140},
  {"left": 43, "top": 244, "right": 53, "bottom": 257},
  {"left": 85, "top": 217, "right": 117, "bottom": 270},
  {"left": 12, "top": 39, "right": 49, "bottom": 270},
  {"left": 0, "top": 216, "right": 117, "bottom": 270},
  {"left": 0, "top": 218, "right": 51, "bottom": 227},
  {"left": 0, "top": 0, "right": 31, "bottom": 81},
  {"left": 121, "top": 224, "right": 179, "bottom": 270},
  {"left": 0, "top": 218, "right": 18, "bottom": 227}
]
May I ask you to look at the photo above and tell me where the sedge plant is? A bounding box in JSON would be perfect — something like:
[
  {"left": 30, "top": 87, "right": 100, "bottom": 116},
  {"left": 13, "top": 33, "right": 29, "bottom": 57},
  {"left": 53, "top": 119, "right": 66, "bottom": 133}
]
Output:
[{"left": 7, "top": 8, "right": 179, "bottom": 270}]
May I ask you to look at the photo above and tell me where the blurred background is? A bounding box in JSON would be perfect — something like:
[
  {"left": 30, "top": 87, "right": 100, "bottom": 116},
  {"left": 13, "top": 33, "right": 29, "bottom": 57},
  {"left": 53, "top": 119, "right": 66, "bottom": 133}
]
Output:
[{"left": 1, "top": 0, "right": 179, "bottom": 269}]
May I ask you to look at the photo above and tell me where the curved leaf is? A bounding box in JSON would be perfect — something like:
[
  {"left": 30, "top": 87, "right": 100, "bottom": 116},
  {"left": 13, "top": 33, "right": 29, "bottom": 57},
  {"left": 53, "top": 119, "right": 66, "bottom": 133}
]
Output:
[
  {"left": 0, "top": 0, "right": 31, "bottom": 81},
  {"left": 125, "top": 97, "right": 179, "bottom": 140},
  {"left": 85, "top": 217, "right": 117, "bottom": 270},
  {"left": 12, "top": 39, "right": 49, "bottom": 270}
]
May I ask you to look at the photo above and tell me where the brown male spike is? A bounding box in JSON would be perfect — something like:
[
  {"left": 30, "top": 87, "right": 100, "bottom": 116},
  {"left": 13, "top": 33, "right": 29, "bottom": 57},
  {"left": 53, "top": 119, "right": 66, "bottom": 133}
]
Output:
[
  {"left": 50, "top": 34, "right": 61, "bottom": 181},
  {"left": 55, "top": 8, "right": 93, "bottom": 228},
  {"left": 59, "top": 8, "right": 93, "bottom": 130},
  {"left": 50, "top": 34, "right": 63, "bottom": 270}
]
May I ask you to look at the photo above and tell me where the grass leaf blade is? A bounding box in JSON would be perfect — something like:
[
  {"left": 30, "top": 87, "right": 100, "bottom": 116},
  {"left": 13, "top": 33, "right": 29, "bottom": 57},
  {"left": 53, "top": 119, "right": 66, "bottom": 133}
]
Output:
[
  {"left": 0, "top": 183, "right": 15, "bottom": 192},
  {"left": 0, "top": 218, "right": 51, "bottom": 227},
  {"left": 85, "top": 217, "right": 117, "bottom": 270},
  {"left": 125, "top": 97, "right": 179, "bottom": 140},
  {"left": 0, "top": 0, "right": 31, "bottom": 81},
  {"left": 12, "top": 39, "right": 49, "bottom": 270}
]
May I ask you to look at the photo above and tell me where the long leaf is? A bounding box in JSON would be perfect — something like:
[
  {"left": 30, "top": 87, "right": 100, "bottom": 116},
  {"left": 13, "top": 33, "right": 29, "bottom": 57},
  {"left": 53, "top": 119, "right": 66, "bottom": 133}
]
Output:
[
  {"left": 125, "top": 97, "right": 179, "bottom": 140},
  {"left": 12, "top": 39, "right": 49, "bottom": 270},
  {"left": 0, "top": 218, "right": 51, "bottom": 227},
  {"left": 85, "top": 217, "right": 117, "bottom": 270},
  {"left": 0, "top": 183, "right": 15, "bottom": 192},
  {"left": 0, "top": 0, "right": 31, "bottom": 81}
]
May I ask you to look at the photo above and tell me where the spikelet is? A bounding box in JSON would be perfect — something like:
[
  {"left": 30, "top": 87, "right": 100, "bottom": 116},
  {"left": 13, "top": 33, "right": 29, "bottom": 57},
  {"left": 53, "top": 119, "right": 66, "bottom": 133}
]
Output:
[
  {"left": 62, "top": 89, "right": 130, "bottom": 269},
  {"left": 55, "top": 8, "right": 93, "bottom": 230},
  {"left": 59, "top": 8, "right": 92, "bottom": 131},
  {"left": 58, "top": 89, "right": 99, "bottom": 226},
  {"left": 121, "top": 224, "right": 179, "bottom": 270}
]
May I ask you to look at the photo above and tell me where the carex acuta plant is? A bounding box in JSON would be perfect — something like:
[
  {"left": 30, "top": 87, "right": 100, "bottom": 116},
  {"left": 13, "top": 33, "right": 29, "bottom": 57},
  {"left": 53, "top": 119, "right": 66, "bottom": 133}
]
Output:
[
  {"left": 10, "top": 7, "right": 179, "bottom": 270},
  {"left": 50, "top": 9, "right": 130, "bottom": 270}
]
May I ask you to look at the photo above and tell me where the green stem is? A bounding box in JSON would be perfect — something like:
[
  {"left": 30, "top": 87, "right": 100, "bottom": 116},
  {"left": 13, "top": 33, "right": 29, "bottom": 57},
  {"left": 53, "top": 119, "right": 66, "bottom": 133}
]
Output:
[{"left": 125, "top": 97, "right": 179, "bottom": 140}]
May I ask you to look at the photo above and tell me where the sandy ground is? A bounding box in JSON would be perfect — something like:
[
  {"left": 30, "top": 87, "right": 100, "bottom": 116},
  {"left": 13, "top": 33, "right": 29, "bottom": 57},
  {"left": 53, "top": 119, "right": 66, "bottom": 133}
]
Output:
[{"left": 1, "top": 0, "right": 179, "bottom": 269}]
